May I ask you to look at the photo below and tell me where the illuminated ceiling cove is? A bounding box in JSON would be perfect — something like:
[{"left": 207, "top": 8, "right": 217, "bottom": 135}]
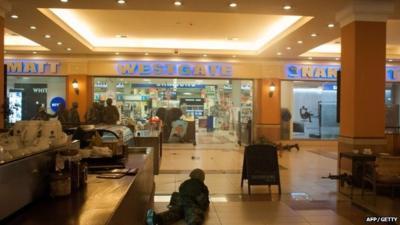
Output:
[{"left": 45, "top": 9, "right": 304, "bottom": 54}]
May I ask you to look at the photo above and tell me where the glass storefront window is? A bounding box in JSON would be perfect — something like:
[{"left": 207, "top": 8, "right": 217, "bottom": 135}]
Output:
[
  {"left": 93, "top": 77, "right": 253, "bottom": 144},
  {"left": 281, "top": 81, "right": 339, "bottom": 140},
  {"left": 6, "top": 76, "right": 66, "bottom": 125}
]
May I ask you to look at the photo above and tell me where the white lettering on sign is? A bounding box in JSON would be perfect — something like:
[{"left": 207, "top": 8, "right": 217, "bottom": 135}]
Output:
[
  {"left": 6, "top": 61, "right": 61, "bottom": 74},
  {"left": 33, "top": 88, "right": 48, "bottom": 93},
  {"left": 116, "top": 62, "right": 233, "bottom": 77}
]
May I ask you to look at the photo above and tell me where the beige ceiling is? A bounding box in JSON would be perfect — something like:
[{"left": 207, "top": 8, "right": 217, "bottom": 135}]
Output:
[
  {"left": 4, "top": 0, "right": 400, "bottom": 59},
  {"left": 303, "top": 20, "right": 400, "bottom": 59}
]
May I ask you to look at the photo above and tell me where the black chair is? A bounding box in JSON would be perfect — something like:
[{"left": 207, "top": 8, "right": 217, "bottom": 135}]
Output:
[{"left": 241, "top": 144, "right": 282, "bottom": 195}]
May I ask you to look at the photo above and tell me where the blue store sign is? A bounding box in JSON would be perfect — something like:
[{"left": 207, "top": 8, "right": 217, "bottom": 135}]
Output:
[
  {"left": 286, "top": 64, "right": 400, "bottom": 82},
  {"left": 50, "top": 97, "right": 66, "bottom": 112}
]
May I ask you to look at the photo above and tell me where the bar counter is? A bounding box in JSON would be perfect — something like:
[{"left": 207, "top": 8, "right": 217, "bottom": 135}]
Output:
[{"left": 2, "top": 148, "right": 154, "bottom": 225}]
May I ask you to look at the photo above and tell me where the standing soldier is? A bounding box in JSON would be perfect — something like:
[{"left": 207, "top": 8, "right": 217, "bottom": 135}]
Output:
[
  {"left": 56, "top": 103, "right": 69, "bottom": 123},
  {"left": 68, "top": 102, "right": 80, "bottom": 124},
  {"left": 103, "top": 98, "right": 120, "bottom": 124}
]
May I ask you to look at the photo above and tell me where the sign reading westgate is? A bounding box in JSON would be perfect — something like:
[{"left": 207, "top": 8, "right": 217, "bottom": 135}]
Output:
[
  {"left": 5, "top": 60, "right": 61, "bottom": 74},
  {"left": 116, "top": 62, "right": 233, "bottom": 77},
  {"left": 286, "top": 64, "right": 400, "bottom": 82}
]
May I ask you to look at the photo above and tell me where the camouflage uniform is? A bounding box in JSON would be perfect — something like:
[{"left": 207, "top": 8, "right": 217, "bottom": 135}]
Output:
[{"left": 155, "top": 178, "right": 209, "bottom": 225}]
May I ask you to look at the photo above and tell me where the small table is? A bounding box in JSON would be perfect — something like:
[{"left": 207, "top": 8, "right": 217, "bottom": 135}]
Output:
[{"left": 338, "top": 152, "right": 376, "bottom": 198}]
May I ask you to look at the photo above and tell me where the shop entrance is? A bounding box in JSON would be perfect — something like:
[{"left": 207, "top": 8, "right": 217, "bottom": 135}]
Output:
[{"left": 93, "top": 77, "right": 253, "bottom": 146}]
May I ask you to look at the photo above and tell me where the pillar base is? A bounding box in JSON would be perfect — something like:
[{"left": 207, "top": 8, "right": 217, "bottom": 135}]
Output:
[
  {"left": 255, "top": 124, "right": 281, "bottom": 143},
  {"left": 338, "top": 136, "right": 387, "bottom": 153}
]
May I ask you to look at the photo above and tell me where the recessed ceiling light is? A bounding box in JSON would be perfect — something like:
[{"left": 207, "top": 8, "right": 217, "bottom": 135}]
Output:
[
  {"left": 203, "top": 54, "right": 207, "bottom": 57},
  {"left": 229, "top": 2, "right": 237, "bottom": 8},
  {"left": 283, "top": 5, "right": 292, "bottom": 10},
  {"left": 10, "top": 15, "right": 18, "bottom": 19},
  {"left": 57, "top": 42, "right": 63, "bottom": 45},
  {"left": 115, "top": 52, "right": 120, "bottom": 55},
  {"left": 174, "top": 1, "right": 182, "bottom": 6},
  {"left": 144, "top": 52, "right": 149, "bottom": 56},
  {"left": 116, "top": 34, "right": 128, "bottom": 38},
  {"left": 44, "top": 34, "right": 51, "bottom": 39},
  {"left": 66, "top": 48, "right": 72, "bottom": 51},
  {"left": 388, "top": 59, "right": 393, "bottom": 62},
  {"left": 117, "top": 0, "right": 126, "bottom": 4},
  {"left": 308, "top": 57, "right": 313, "bottom": 60},
  {"left": 277, "top": 52, "right": 282, "bottom": 56},
  {"left": 232, "top": 55, "right": 237, "bottom": 58},
  {"left": 335, "top": 57, "right": 340, "bottom": 60},
  {"left": 328, "top": 23, "right": 335, "bottom": 28},
  {"left": 60, "top": 0, "right": 68, "bottom": 2},
  {"left": 286, "top": 46, "right": 292, "bottom": 50},
  {"left": 30, "top": 26, "right": 37, "bottom": 30},
  {"left": 310, "top": 33, "right": 318, "bottom": 37},
  {"left": 297, "top": 40, "right": 303, "bottom": 44},
  {"left": 33, "top": 51, "right": 37, "bottom": 54}
]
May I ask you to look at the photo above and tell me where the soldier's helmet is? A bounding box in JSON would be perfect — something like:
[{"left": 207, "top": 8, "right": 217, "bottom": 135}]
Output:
[{"left": 189, "top": 168, "right": 205, "bottom": 182}]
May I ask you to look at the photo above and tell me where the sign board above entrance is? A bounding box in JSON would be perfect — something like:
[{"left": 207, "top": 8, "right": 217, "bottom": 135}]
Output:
[
  {"left": 116, "top": 62, "right": 233, "bottom": 77},
  {"left": 5, "top": 60, "right": 61, "bottom": 75},
  {"left": 286, "top": 64, "right": 400, "bottom": 82}
]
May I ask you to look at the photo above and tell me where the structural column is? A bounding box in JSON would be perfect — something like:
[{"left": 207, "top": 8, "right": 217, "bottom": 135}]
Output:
[
  {"left": 66, "top": 75, "right": 92, "bottom": 122},
  {"left": 254, "top": 79, "right": 281, "bottom": 143},
  {"left": 336, "top": 0, "right": 394, "bottom": 153},
  {"left": 0, "top": 1, "right": 10, "bottom": 128}
]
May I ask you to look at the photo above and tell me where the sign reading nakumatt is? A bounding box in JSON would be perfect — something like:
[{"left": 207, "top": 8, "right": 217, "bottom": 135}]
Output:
[
  {"left": 5, "top": 60, "right": 61, "bottom": 75},
  {"left": 286, "top": 64, "right": 400, "bottom": 82},
  {"left": 116, "top": 62, "right": 233, "bottom": 77}
]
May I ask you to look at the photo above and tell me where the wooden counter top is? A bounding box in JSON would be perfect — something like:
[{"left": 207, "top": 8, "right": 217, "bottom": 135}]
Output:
[{"left": 2, "top": 150, "right": 154, "bottom": 225}]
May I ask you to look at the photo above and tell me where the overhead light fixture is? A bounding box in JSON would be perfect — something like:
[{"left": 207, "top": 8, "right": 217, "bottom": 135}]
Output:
[
  {"left": 144, "top": 52, "right": 149, "bottom": 56},
  {"left": 57, "top": 42, "right": 63, "bottom": 45},
  {"left": 66, "top": 47, "right": 72, "bottom": 51},
  {"left": 286, "top": 46, "right": 292, "bottom": 50},
  {"left": 328, "top": 23, "right": 335, "bottom": 28},
  {"left": 72, "top": 79, "right": 79, "bottom": 95},
  {"left": 388, "top": 59, "right": 393, "bottom": 62},
  {"left": 335, "top": 57, "right": 340, "bottom": 61},
  {"left": 269, "top": 82, "right": 276, "bottom": 97},
  {"left": 60, "top": 0, "right": 68, "bottom": 2},
  {"left": 229, "top": 2, "right": 237, "bottom": 8},
  {"left": 30, "top": 26, "right": 37, "bottom": 30},
  {"left": 297, "top": 40, "right": 303, "bottom": 44},
  {"left": 44, "top": 34, "right": 51, "bottom": 39},
  {"left": 174, "top": 1, "right": 182, "bottom": 6},
  {"left": 115, "top": 52, "right": 120, "bottom": 55},
  {"left": 33, "top": 51, "right": 37, "bottom": 54},
  {"left": 277, "top": 52, "right": 282, "bottom": 56},
  {"left": 308, "top": 57, "right": 313, "bottom": 60},
  {"left": 10, "top": 14, "right": 18, "bottom": 19},
  {"left": 310, "top": 33, "right": 318, "bottom": 37},
  {"left": 283, "top": 5, "right": 292, "bottom": 10},
  {"left": 203, "top": 54, "right": 207, "bottom": 57},
  {"left": 232, "top": 55, "right": 237, "bottom": 58},
  {"left": 117, "top": 0, "right": 126, "bottom": 4}
]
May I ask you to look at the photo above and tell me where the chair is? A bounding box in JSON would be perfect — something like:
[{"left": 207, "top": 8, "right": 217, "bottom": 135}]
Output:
[
  {"left": 362, "top": 156, "right": 400, "bottom": 198},
  {"left": 241, "top": 144, "right": 281, "bottom": 195}
]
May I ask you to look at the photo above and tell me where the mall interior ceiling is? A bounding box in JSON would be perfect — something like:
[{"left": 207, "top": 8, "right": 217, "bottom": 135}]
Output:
[{"left": 3, "top": 0, "right": 400, "bottom": 60}]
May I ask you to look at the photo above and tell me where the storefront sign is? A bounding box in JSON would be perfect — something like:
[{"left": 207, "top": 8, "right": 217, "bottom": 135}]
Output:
[
  {"left": 286, "top": 64, "right": 400, "bottom": 82},
  {"left": 286, "top": 64, "right": 340, "bottom": 80},
  {"left": 132, "top": 83, "right": 206, "bottom": 88},
  {"left": 5, "top": 60, "right": 61, "bottom": 75},
  {"left": 116, "top": 62, "right": 232, "bottom": 77},
  {"left": 50, "top": 97, "right": 66, "bottom": 112}
]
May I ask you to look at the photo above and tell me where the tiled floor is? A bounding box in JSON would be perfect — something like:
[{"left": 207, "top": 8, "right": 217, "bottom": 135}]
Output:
[{"left": 153, "top": 142, "right": 399, "bottom": 225}]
